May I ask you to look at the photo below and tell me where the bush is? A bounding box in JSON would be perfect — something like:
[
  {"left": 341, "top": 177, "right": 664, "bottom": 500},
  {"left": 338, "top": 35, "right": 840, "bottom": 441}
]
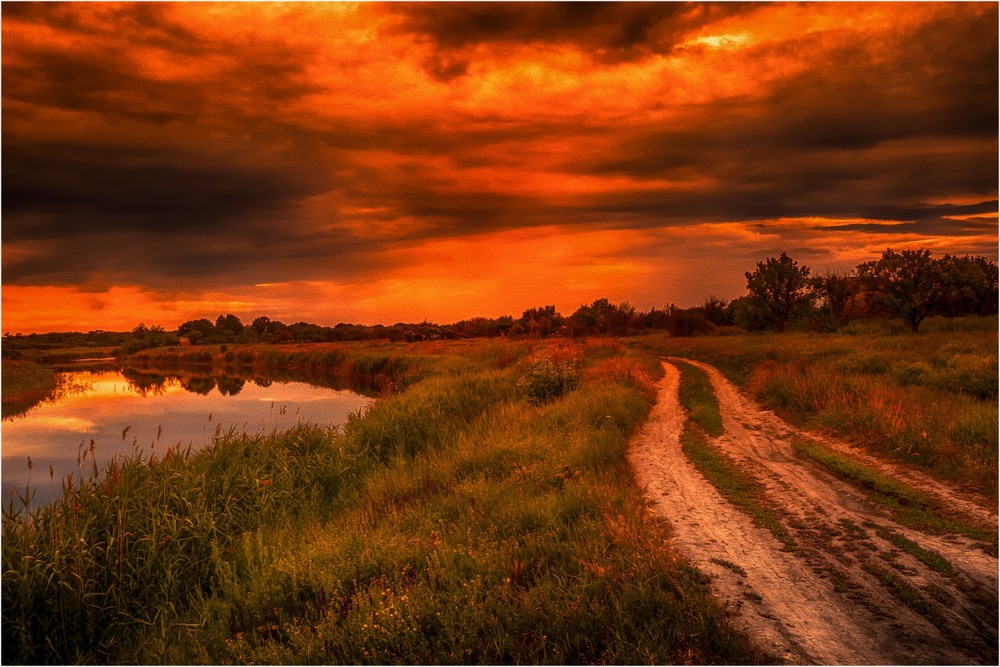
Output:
[
  {"left": 892, "top": 361, "right": 932, "bottom": 387},
  {"left": 520, "top": 359, "right": 579, "bottom": 404}
]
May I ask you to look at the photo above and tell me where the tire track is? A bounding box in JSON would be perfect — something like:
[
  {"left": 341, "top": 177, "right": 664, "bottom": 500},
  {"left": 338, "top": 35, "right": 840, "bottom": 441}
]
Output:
[{"left": 629, "top": 360, "right": 998, "bottom": 665}]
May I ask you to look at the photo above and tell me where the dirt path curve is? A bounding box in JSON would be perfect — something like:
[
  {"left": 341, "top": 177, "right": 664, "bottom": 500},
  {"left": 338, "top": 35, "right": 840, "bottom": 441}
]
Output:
[{"left": 629, "top": 360, "right": 998, "bottom": 665}]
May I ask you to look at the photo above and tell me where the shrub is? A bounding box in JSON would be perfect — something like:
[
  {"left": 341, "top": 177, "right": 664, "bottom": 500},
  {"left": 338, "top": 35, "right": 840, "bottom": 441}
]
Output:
[
  {"left": 892, "top": 361, "right": 932, "bottom": 387},
  {"left": 520, "top": 359, "right": 579, "bottom": 404}
]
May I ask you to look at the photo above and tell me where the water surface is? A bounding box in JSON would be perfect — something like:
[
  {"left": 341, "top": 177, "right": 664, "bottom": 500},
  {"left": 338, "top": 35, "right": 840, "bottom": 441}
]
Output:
[{"left": 2, "top": 369, "right": 371, "bottom": 507}]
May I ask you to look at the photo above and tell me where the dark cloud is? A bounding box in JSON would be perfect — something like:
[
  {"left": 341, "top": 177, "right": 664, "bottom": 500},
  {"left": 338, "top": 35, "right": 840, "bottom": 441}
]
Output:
[
  {"left": 2, "top": 143, "right": 321, "bottom": 234},
  {"left": 391, "top": 1, "right": 754, "bottom": 66},
  {"left": 1, "top": 3, "right": 346, "bottom": 288},
  {"left": 1, "top": 2, "right": 996, "bottom": 301},
  {"left": 569, "top": 8, "right": 998, "bottom": 226}
]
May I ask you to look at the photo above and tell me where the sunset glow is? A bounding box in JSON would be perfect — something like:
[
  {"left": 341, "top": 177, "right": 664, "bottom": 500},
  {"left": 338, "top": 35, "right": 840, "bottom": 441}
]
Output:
[{"left": 3, "top": 2, "right": 997, "bottom": 333}]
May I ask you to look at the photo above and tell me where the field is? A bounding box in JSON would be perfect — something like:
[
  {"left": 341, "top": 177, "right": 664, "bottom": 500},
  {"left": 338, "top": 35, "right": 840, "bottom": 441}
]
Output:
[{"left": 2, "top": 319, "right": 996, "bottom": 664}]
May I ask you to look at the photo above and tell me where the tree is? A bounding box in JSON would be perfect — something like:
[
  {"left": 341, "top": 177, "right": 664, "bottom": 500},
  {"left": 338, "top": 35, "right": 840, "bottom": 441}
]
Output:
[
  {"left": 743, "top": 252, "right": 814, "bottom": 332},
  {"left": 942, "top": 255, "right": 999, "bottom": 317},
  {"left": 701, "top": 295, "right": 733, "bottom": 327},
  {"left": 857, "top": 249, "right": 953, "bottom": 332},
  {"left": 519, "top": 305, "right": 562, "bottom": 338},
  {"left": 812, "top": 271, "right": 854, "bottom": 321},
  {"left": 215, "top": 314, "right": 244, "bottom": 339},
  {"left": 178, "top": 318, "right": 215, "bottom": 343},
  {"left": 614, "top": 301, "right": 637, "bottom": 335}
]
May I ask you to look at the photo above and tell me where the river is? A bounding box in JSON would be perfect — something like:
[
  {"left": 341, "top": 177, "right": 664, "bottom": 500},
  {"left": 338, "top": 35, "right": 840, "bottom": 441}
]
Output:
[{"left": 1, "top": 367, "right": 372, "bottom": 508}]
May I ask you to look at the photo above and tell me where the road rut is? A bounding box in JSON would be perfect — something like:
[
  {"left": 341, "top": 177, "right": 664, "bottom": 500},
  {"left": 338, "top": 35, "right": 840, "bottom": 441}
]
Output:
[{"left": 629, "top": 360, "right": 998, "bottom": 665}]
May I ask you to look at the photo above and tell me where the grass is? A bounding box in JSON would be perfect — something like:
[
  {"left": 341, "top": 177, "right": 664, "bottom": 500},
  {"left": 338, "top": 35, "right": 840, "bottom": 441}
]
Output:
[
  {"left": 863, "top": 522, "right": 953, "bottom": 576},
  {"left": 2, "top": 339, "right": 765, "bottom": 664},
  {"left": 673, "top": 361, "right": 793, "bottom": 549},
  {"left": 5, "top": 346, "right": 119, "bottom": 365},
  {"left": 126, "top": 341, "right": 441, "bottom": 392},
  {"left": 674, "top": 359, "right": 724, "bottom": 437},
  {"left": 633, "top": 315, "right": 999, "bottom": 496},
  {"left": 1, "top": 360, "right": 58, "bottom": 418}
]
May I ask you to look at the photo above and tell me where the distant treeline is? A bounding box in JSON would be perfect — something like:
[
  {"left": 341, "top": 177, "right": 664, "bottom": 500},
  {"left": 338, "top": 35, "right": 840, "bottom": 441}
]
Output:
[{"left": 2, "top": 248, "right": 996, "bottom": 357}]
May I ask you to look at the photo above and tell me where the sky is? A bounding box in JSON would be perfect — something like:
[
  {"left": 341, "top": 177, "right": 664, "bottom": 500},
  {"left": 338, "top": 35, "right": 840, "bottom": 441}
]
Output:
[{"left": 2, "top": 2, "right": 997, "bottom": 334}]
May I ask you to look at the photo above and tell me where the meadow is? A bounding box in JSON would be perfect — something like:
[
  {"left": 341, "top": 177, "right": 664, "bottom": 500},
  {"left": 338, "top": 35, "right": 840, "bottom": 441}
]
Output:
[
  {"left": 2, "top": 338, "right": 764, "bottom": 664},
  {"left": 3, "top": 317, "right": 995, "bottom": 664}
]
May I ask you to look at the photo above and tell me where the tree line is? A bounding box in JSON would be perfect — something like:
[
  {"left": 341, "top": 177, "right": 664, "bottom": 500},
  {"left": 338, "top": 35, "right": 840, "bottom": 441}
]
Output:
[
  {"left": 165, "top": 248, "right": 998, "bottom": 341},
  {"left": 736, "top": 248, "right": 997, "bottom": 333},
  {"left": 2, "top": 247, "right": 996, "bottom": 357}
]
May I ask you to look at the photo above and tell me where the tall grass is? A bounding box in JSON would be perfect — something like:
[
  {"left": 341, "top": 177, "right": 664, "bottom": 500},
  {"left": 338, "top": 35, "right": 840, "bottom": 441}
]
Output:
[
  {"left": 3, "top": 340, "right": 765, "bottom": 664},
  {"left": 747, "top": 361, "right": 997, "bottom": 489},
  {"left": 2, "top": 426, "right": 357, "bottom": 663}
]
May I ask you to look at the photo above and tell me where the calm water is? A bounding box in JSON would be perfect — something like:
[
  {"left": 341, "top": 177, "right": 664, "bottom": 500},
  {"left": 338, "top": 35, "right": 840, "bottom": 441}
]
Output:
[{"left": 2, "top": 369, "right": 372, "bottom": 507}]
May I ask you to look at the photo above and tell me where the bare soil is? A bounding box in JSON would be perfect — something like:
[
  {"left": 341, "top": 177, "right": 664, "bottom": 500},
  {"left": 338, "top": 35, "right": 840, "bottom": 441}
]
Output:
[{"left": 629, "top": 360, "right": 998, "bottom": 665}]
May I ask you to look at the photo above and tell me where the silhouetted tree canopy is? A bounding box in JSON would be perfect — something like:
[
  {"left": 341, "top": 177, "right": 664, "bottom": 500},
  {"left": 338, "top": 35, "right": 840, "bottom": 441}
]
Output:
[
  {"left": 858, "top": 249, "right": 958, "bottom": 332},
  {"left": 743, "top": 252, "right": 814, "bottom": 332}
]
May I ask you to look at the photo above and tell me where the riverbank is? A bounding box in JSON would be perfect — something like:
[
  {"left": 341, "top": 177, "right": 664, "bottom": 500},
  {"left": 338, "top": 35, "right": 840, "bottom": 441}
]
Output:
[
  {"left": 2, "top": 338, "right": 766, "bottom": 664},
  {"left": 1, "top": 361, "right": 57, "bottom": 419}
]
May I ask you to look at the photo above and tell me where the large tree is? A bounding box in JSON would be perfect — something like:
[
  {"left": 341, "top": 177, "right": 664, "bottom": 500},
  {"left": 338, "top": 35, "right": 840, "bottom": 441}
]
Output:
[
  {"left": 857, "top": 248, "right": 953, "bottom": 332},
  {"left": 743, "top": 252, "right": 814, "bottom": 332},
  {"left": 943, "top": 255, "right": 999, "bottom": 317}
]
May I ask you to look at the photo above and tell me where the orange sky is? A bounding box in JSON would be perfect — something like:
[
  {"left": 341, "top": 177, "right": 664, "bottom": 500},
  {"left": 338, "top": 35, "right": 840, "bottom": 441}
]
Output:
[{"left": 2, "top": 2, "right": 997, "bottom": 333}]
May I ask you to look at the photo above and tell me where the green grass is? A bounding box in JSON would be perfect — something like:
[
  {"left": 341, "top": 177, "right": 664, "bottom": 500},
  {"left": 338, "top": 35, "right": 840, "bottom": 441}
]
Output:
[
  {"left": 793, "top": 439, "right": 997, "bottom": 552},
  {"left": 863, "top": 522, "right": 953, "bottom": 575},
  {"left": 633, "top": 316, "right": 999, "bottom": 496},
  {"left": 2, "top": 340, "right": 766, "bottom": 664},
  {"left": 1, "top": 360, "right": 58, "bottom": 418},
  {"left": 674, "top": 360, "right": 724, "bottom": 437},
  {"left": 674, "top": 361, "right": 793, "bottom": 549}
]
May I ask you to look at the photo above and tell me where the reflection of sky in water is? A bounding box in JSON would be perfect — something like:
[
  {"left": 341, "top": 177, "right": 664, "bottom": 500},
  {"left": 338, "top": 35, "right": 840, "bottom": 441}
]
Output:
[{"left": 2, "top": 371, "right": 371, "bottom": 507}]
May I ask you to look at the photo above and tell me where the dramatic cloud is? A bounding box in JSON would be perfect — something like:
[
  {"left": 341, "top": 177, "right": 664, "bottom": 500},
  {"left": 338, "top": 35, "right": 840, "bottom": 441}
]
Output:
[{"left": 1, "top": 2, "right": 996, "bottom": 332}]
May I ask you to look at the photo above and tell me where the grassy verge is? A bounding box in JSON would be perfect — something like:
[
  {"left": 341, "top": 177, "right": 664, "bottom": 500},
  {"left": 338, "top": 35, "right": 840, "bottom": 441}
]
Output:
[
  {"left": 1, "top": 360, "right": 58, "bottom": 418},
  {"left": 632, "top": 316, "right": 998, "bottom": 497},
  {"left": 2, "top": 340, "right": 765, "bottom": 664},
  {"left": 793, "top": 439, "right": 997, "bottom": 553},
  {"left": 673, "top": 361, "right": 792, "bottom": 549}
]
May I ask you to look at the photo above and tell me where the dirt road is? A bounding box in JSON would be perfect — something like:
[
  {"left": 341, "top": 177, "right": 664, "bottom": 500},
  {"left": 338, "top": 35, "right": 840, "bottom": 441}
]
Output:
[{"left": 629, "top": 360, "right": 998, "bottom": 665}]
